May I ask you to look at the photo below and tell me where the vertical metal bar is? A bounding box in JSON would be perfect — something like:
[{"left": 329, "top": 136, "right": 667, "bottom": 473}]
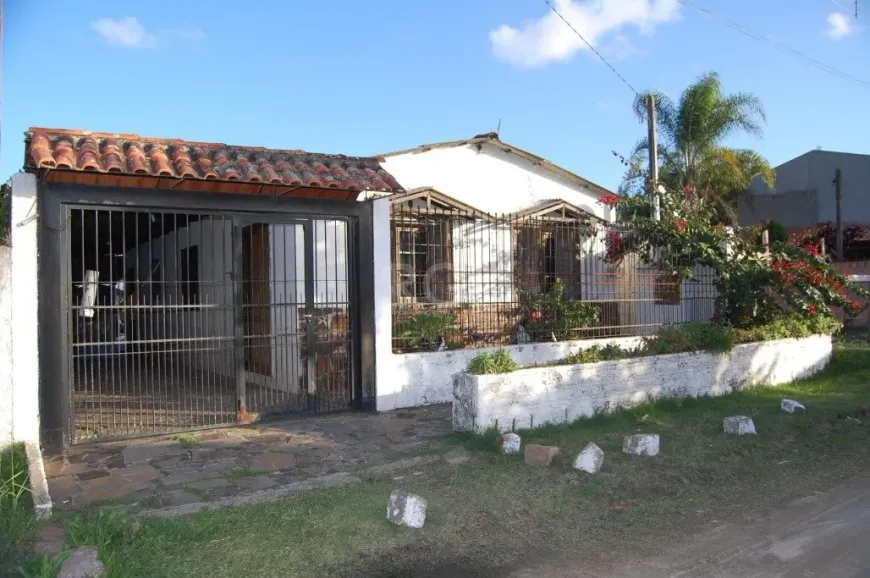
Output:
[
  {"left": 92, "top": 209, "right": 101, "bottom": 440},
  {"left": 120, "top": 210, "right": 129, "bottom": 435},
  {"left": 108, "top": 209, "right": 117, "bottom": 435},
  {"left": 232, "top": 219, "right": 246, "bottom": 421},
  {"left": 133, "top": 211, "right": 141, "bottom": 434},
  {"left": 219, "top": 215, "right": 229, "bottom": 422},
  {"left": 303, "top": 221, "right": 316, "bottom": 409},
  {"left": 160, "top": 212, "right": 169, "bottom": 433}
]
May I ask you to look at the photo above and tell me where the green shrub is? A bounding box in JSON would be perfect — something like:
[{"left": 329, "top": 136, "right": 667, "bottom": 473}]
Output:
[
  {"left": 519, "top": 279, "right": 600, "bottom": 341},
  {"left": 467, "top": 350, "right": 518, "bottom": 375},
  {"left": 394, "top": 312, "right": 456, "bottom": 350},
  {"left": 643, "top": 322, "right": 735, "bottom": 355},
  {"left": 563, "top": 343, "right": 629, "bottom": 364},
  {"left": 736, "top": 315, "right": 841, "bottom": 343}
]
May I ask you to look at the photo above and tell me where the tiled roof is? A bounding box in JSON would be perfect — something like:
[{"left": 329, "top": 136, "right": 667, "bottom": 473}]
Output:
[{"left": 24, "top": 128, "right": 403, "bottom": 193}]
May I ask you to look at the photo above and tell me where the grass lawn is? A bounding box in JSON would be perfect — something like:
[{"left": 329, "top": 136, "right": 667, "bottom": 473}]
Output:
[{"left": 5, "top": 339, "right": 870, "bottom": 577}]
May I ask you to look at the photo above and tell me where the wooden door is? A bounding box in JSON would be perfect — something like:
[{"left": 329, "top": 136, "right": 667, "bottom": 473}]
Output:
[{"left": 242, "top": 224, "right": 272, "bottom": 376}]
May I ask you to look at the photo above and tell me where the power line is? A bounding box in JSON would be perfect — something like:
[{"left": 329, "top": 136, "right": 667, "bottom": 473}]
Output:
[
  {"left": 828, "top": 0, "right": 857, "bottom": 17},
  {"left": 543, "top": 0, "right": 639, "bottom": 95},
  {"left": 678, "top": 0, "right": 870, "bottom": 89}
]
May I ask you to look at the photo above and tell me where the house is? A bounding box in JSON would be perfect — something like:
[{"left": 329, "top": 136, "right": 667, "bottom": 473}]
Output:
[
  {"left": 739, "top": 149, "right": 870, "bottom": 233},
  {"left": 0, "top": 127, "right": 717, "bottom": 450}
]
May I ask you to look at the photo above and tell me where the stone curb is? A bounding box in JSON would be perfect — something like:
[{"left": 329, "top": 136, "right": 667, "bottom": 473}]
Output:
[
  {"left": 25, "top": 441, "right": 53, "bottom": 520},
  {"left": 138, "top": 454, "right": 441, "bottom": 519}
]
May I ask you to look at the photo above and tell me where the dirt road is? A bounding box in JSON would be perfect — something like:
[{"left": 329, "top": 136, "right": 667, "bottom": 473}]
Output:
[{"left": 510, "top": 472, "right": 870, "bottom": 578}]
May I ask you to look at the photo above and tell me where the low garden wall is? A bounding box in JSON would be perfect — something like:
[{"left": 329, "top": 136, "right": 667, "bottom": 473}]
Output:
[
  {"left": 453, "top": 335, "right": 833, "bottom": 433},
  {"left": 376, "top": 335, "right": 646, "bottom": 412}
]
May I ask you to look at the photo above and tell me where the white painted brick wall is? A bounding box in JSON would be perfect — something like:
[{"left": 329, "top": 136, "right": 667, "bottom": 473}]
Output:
[
  {"left": 453, "top": 335, "right": 833, "bottom": 433},
  {"left": 379, "top": 335, "right": 647, "bottom": 411}
]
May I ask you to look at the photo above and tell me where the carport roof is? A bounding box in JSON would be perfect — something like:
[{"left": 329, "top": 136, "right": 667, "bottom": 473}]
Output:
[{"left": 24, "top": 127, "right": 404, "bottom": 198}]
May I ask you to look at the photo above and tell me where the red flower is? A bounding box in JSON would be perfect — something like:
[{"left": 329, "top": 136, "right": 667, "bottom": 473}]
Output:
[
  {"left": 807, "top": 305, "right": 818, "bottom": 314},
  {"left": 530, "top": 311, "right": 541, "bottom": 322},
  {"left": 598, "top": 194, "right": 620, "bottom": 207},
  {"left": 674, "top": 219, "right": 688, "bottom": 233},
  {"left": 683, "top": 185, "right": 693, "bottom": 197}
]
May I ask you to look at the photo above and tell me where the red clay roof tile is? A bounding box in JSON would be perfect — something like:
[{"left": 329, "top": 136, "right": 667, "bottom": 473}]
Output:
[{"left": 24, "top": 128, "right": 403, "bottom": 193}]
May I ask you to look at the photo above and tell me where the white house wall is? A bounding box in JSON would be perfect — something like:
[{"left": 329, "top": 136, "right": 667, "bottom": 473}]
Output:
[
  {"left": 380, "top": 144, "right": 613, "bottom": 221},
  {"left": 451, "top": 220, "right": 513, "bottom": 303}
]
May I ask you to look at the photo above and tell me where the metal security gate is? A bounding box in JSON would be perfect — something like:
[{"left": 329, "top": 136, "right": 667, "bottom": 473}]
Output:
[{"left": 62, "top": 205, "right": 360, "bottom": 443}]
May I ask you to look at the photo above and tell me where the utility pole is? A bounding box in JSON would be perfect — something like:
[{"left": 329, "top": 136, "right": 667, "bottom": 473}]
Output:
[
  {"left": 835, "top": 168, "right": 843, "bottom": 260},
  {"left": 647, "top": 94, "right": 660, "bottom": 221}
]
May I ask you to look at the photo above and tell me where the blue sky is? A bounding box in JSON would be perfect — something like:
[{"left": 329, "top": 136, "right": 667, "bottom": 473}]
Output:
[{"left": 3, "top": 0, "right": 869, "bottom": 191}]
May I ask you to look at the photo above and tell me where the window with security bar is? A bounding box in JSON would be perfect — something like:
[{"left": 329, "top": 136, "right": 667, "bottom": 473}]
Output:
[{"left": 391, "top": 219, "right": 452, "bottom": 303}]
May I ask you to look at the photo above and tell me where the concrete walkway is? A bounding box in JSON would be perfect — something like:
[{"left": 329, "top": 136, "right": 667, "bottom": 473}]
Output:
[{"left": 44, "top": 404, "right": 452, "bottom": 511}]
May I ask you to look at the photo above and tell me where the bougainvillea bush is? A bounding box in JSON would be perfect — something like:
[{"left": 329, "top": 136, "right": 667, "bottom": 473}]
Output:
[{"left": 599, "top": 186, "right": 868, "bottom": 329}]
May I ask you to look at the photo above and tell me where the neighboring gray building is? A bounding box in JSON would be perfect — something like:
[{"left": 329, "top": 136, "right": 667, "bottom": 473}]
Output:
[{"left": 739, "top": 150, "right": 870, "bottom": 229}]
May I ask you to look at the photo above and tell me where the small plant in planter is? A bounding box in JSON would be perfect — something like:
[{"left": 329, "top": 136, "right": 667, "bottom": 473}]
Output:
[
  {"left": 467, "top": 349, "right": 518, "bottom": 375},
  {"left": 563, "top": 343, "right": 629, "bottom": 364},
  {"left": 519, "top": 279, "right": 600, "bottom": 342},
  {"left": 393, "top": 312, "right": 457, "bottom": 351}
]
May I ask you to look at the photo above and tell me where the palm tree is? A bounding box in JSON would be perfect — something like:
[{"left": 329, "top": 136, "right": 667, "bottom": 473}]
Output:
[{"left": 620, "top": 72, "right": 774, "bottom": 224}]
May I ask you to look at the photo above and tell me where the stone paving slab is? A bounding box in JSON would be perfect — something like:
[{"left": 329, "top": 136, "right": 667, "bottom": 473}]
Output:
[{"left": 45, "top": 404, "right": 452, "bottom": 511}]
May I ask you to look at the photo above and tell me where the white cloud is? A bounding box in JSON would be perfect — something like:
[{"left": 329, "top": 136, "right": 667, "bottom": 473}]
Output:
[
  {"left": 825, "top": 12, "right": 856, "bottom": 39},
  {"left": 91, "top": 17, "right": 157, "bottom": 48},
  {"left": 91, "top": 18, "right": 207, "bottom": 48},
  {"left": 489, "top": 0, "right": 680, "bottom": 67}
]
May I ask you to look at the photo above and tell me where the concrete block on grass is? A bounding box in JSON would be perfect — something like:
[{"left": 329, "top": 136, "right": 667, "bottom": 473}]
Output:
[
  {"left": 573, "top": 442, "right": 604, "bottom": 473},
  {"left": 387, "top": 490, "right": 427, "bottom": 529},
  {"left": 623, "top": 434, "right": 660, "bottom": 456},
  {"left": 781, "top": 399, "right": 806, "bottom": 414},
  {"left": 724, "top": 416, "right": 757, "bottom": 436},
  {"left": 524, "top": 444, "right": 560, "bottom": 467},
  {"left": 496, "top": 433, "right": 521, "bottom": 455}
]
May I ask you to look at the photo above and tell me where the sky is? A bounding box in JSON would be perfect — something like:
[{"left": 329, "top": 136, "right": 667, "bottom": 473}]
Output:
[{"left": 3, "top": 0, "right": 869, "bottom": 192}]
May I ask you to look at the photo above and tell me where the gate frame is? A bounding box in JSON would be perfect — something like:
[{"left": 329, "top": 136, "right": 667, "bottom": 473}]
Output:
[{"left": 38, "top": 182, "right": 377, "bottom": 450}]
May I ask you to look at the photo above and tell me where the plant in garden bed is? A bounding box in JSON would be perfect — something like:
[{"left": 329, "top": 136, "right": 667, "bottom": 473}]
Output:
[
  {"left": 563, "top": 343, "right": 632, "bottom": 364},
  {"left": 393, "top": 311, "right": 457, "bottom": 351},
  {"left": 467, "top": 350, "right": 518, "bottom": 375},
  {"left": 642, "top": 322, "right": 735, "bottom": 355},
  {"left": 519, "top": 279, "right": 600, "bottom": 342}
]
